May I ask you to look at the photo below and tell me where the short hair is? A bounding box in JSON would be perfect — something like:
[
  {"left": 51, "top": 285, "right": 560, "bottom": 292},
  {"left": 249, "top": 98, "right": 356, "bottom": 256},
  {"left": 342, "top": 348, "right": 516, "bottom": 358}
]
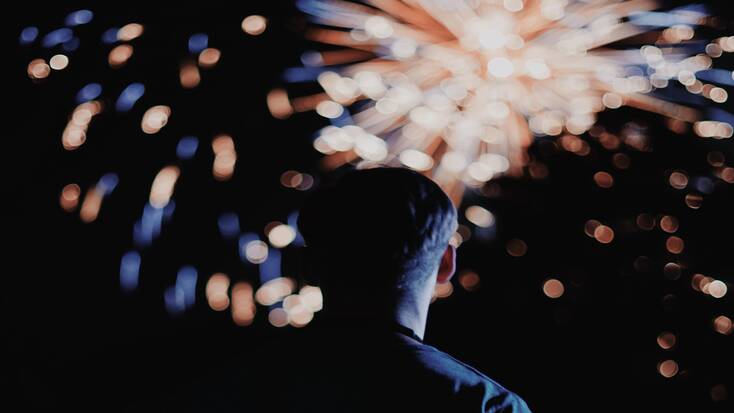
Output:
[{"left": 297, "top": 167, "right": 457, "bottom": 293}]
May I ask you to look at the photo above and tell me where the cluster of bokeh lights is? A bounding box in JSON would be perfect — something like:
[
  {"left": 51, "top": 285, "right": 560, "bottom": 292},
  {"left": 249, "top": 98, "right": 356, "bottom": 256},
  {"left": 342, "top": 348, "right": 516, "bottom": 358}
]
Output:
[
  {"left": 19, "top": 3, "right": 733, "bottom": 398},
  {"left": 20, "top": 9, "right": 326, "bottom": 329}
]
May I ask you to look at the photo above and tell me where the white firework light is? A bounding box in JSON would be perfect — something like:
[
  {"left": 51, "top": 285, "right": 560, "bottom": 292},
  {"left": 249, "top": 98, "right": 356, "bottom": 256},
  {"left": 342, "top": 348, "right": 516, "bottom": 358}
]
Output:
[{"left": 268, "top": 0, "right": 733, "bottom": 200}]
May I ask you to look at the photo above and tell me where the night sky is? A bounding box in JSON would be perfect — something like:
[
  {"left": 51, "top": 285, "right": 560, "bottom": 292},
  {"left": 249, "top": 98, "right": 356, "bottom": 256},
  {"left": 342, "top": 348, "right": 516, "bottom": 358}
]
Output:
[{"left": 7, "top": 1, "right": 734, "bottom": 411}]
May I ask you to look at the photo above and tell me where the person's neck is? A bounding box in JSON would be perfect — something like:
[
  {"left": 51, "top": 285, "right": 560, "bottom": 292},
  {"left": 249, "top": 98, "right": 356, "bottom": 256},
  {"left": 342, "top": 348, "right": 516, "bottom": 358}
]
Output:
[
  {"left": 318, "top": 288, "right": 432, "bottom": 340},
  {"left": 393, "top": 289, "right": 431, "bottom": 341}
]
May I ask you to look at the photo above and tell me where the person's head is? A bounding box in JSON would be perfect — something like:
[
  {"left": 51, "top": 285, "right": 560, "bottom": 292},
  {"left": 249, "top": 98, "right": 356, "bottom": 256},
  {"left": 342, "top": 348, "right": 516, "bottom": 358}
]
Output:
[{"left": 297, "top": 167, "right": 458, "bottom": 308}]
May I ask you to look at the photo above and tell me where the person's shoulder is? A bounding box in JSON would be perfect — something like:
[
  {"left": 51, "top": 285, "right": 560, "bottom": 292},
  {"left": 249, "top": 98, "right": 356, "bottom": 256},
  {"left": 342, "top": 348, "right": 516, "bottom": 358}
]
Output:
[{"left": 407, "top": 341, "right": 532, "bottom": 412}]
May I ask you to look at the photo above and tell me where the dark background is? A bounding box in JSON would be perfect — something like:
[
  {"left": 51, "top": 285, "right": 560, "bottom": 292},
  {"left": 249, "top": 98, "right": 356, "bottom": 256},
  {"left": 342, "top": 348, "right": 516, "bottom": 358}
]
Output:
[{"left": 6, "top": 1, "right": 733, "bottom": 411}]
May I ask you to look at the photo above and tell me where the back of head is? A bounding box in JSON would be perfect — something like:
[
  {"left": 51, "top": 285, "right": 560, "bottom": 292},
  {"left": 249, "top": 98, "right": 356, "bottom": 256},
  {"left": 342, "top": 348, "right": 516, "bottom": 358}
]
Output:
[{"left": 297, "top": 167, "right": 457, "bottom": 296}]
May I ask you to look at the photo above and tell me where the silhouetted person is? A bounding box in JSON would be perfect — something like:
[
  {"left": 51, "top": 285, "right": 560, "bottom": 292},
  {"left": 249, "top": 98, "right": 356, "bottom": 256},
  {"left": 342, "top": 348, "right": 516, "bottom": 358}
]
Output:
[
  {"left": 130, "top": 167, "right": 530, "bottom": 412},
  {"left": 287, "top": 167, "right": 531, "bottom": 412}
]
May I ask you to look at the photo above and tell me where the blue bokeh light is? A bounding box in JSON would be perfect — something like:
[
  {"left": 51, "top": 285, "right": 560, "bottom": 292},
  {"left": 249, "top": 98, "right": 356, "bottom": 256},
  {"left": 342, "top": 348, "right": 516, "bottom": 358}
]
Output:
[
  {"left": 120, "top": 251, "right": 141, "bottom": 292},
  {"left": 259, "top": 249, "right": 281, "bottom": 283},
  {"left": 97, "top": 173, "right": 119, "bottom": 195},
  {"left": 218, "top": 212, "right": 241, "bottom": 239},
  {"left": 164, "top": 285, "right": 186, "bottom": 315},
  {"left": 42, "top": 28, "right": 74, "bottom": 48},
  {"left": 19, "top": 27, "right": 39, "bottom": 45},
  {"left": 176, "top": 136, "right": 199, "bottom": 160},
  {"left": 188, "top": 33, "right": 208, "bottom": 54},
  {"left": 176, "top": 266, "right": 198, "bottom": 309},
  {"left": 115, "top": 83, "right": 145, "bottom": 112},
  {"left": 65, "top": 9, "right": 94, "bottom": 26},
  {"left": 101, "top": 28, "right": 119, "bottom": 44},
  {"left": 76, "top": 83, "right": 102, "bottom": 103}
]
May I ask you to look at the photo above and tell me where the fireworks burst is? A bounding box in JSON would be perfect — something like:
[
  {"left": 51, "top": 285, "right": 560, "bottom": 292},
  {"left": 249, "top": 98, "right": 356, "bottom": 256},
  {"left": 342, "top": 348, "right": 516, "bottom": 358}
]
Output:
[
  {"left": 269, "top": 0, "right": 733, "bottom": 200},
  {"left": 14, "top": 6, "right": 734, "bottom": 404}
]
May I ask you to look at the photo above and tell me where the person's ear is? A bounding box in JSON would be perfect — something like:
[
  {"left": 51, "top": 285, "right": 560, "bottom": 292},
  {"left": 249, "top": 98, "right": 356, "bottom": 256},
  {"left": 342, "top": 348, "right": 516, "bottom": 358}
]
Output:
[{"left": 436, "top": 244, "right": 456, "bottom": 284}]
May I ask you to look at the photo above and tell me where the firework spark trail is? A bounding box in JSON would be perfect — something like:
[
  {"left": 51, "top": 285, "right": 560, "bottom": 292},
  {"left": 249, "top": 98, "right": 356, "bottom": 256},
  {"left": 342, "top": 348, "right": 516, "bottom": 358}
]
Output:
[{"left": 269, "top": 0, "right": 733, "bottom": 201}]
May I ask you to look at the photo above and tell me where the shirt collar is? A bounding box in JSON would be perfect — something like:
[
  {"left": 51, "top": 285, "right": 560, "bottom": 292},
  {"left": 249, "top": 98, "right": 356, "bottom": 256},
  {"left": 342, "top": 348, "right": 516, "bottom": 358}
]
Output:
[{"left": 393, "top": 322, "right": 423, "bottom": 343}]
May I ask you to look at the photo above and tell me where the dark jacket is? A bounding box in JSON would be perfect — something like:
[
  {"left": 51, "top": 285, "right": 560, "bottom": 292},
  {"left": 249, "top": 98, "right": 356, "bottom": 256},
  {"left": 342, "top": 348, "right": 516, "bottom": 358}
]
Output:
[{"left": 130, "top": 319, "right": 531, "bottom": 413}]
